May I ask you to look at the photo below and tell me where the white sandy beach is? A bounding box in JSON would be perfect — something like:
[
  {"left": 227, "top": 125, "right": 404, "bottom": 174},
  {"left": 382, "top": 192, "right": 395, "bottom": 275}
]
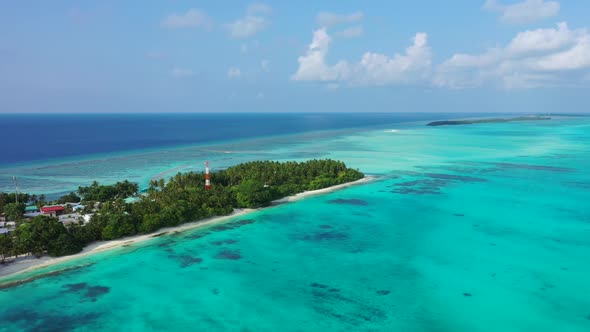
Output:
[{"left": 0, "top": 176, "right": 374, "bottom": 281}]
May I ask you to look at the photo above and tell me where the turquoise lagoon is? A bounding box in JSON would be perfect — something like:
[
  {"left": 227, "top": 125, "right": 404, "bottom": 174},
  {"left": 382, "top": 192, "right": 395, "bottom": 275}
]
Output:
[{"left": 1, "top": 117, "right": 590, "bottom": 331}]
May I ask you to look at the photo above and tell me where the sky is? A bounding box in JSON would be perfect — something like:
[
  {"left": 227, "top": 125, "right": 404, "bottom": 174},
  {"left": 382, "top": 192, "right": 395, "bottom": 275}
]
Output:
[{"left": 0, "top": 0, "right": 589, "bottom": 113}]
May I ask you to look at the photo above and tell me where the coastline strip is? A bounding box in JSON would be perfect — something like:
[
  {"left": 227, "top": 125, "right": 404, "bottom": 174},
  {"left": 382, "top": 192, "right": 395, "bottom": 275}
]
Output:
[{"left": 0, "top": 176, "right": 375, "bottom": 282}]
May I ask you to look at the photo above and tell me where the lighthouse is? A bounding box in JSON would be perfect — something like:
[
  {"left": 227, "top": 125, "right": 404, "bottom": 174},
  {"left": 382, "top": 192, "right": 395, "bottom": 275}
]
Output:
[{"left": 205, "top": 161, "right": 211, "bottom": 190}]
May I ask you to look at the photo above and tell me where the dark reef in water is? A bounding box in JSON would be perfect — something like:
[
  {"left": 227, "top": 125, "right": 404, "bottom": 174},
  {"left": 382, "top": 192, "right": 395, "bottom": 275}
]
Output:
[
  {"left": 309, "top": 283, "right": 389, "bottom": 326},
  {"left": 454, "top": 213, "right": 465, "bottom": 217},
  {"left": 2, "top": 308, "right": 100, "bottom": 332},
  {"left": 392, "top": 179, "right": 447, "bottom": 195},
  {"left": 303, "top": 230, "right": 349, "bottom": 242},
  {"left": 493, "top": 162, "right": 574, "bottom": 173},
  {"left": 214, "top": 249, "right": 242, "bottom": 260},
  {"left": 63, "top": 283, "right": 88, "bottom": 292},
  {"left": 376, "top": 290, "right": 390, "bottom": 295},
  {"left": 210, "top": 219, "right": 255, "bottom": 232},
  {"left": 85, "top": 286, "right": 110, "bottom": 301},
  {"left": 61, "top": 282, "right": 110, "bottom": 302},
  {"left": 327, "top": 198, "right": 369, "bottom": 206},
  {"left": 391, "top": 171, "right": 488, "bottom": 195},
  {"left": 427, "top": 116, "right": 551, "bottom": 126},
  {"left": 157, "top": 239, "right": 176, "bottom": 248},
  {"left": 178, "top": 255, "right": 203, "bottom": 268},
  {"left": 167, "top": 252, "right": 203, "bottom": 268},
  {"left": 211, "top": 239, "right": 238, "bottom": 246},
  {"left": 184, "top": 232, "right": 210, "bottom": 240},
  {"left": 424, "top": 173, "right": 487, "bottom": 182},
  {"left": 463, "top": 292, "right": 472, "bottom": 297}
]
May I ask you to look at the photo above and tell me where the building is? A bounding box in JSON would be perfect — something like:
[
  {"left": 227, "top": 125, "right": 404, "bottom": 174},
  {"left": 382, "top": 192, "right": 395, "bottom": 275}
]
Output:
[
  {"left": 40, "top": 205, "right": 65, "bottom": 217},
  {"left": 25, "top": 205, "right": 40, "bottom": 213}
]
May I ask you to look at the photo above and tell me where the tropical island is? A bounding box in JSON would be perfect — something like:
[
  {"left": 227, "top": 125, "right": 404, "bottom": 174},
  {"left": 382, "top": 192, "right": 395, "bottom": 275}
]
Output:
[
  {"left": 0, "top": 159, "right": 364, "bottom": 268},
  {"left": 426, "top": 116, "right": 551, "bottom": 126}
]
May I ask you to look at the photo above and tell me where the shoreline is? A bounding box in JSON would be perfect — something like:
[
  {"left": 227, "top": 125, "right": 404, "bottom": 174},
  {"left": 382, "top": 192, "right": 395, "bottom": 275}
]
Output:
[{"left": 0, "top": 176, "right": 375, "bottom": 282}]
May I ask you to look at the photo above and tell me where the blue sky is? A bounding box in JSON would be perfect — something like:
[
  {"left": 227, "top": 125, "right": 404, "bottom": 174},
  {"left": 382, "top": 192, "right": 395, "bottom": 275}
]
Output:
[{"left": 0, "top": 0, "right": 589, "bottom": 113}]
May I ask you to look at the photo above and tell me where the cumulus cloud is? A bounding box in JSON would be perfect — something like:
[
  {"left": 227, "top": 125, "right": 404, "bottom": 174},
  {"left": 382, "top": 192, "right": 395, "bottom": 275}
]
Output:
[
  {"left": 316, "top": 12, "right": 364, "bottom": 27},
  {"left": 335, "top": 26, "right": 364, "bottom": 38},
  {"left": 434, "top": 22, "right": 590, "bottom": 88},
  {"left": 228, "top": 67, "right": 241, "bottom": 79},
  {"left": 484, "top": 0, "right": 560, "bottom": 24},
  {"left": 261, "top": 59, "right": 270, "bottom": 71},
  {"left": 227, "top": 4, "right": 272, "bottom": 38},
  {"left": 291, "top": 28, "right": 432, "bottom": 86},
  {"left": 161, "top": 9, "right": 212, "bottom": 29},
  {"left": 171, "top": 68, "right": 194, "bottom": 78}
]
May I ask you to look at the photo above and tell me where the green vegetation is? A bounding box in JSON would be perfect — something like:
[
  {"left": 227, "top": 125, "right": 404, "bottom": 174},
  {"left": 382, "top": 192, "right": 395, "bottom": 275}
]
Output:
[
  {"left": 77, "top": 180, "right": 138, "bottom": 202},
  {"left": 0, "top": 159, "right": 363, "bottom": 261},
  {"left": 0, "top": 193, "right": 31, "bottom": 215},
  {"left": 426, "top": 116, "right": 551, "bottom": 126},
  {"left": 57, "top": 192, "right": 81, "bottom": 204},
  {"left": 2, "top": 203, "right": 25, "bottom": 222}
]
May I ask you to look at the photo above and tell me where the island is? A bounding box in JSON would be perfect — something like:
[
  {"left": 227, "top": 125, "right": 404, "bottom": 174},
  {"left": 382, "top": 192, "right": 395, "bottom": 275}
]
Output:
[
  {"left": 426, "top": 116, "right": 551, "bottom": 126},
  {"left": 0, "top": 159, "right": 364, "bottom": 266}
]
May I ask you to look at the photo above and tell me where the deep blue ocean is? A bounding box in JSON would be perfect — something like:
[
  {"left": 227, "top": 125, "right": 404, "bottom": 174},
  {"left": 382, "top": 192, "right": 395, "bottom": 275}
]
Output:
[{"left": 0, "top": 113, "right": 490, "bottom": 166}]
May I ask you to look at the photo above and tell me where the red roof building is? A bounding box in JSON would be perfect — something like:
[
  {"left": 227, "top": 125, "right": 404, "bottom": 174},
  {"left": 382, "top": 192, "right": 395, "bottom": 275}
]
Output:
[{"left": 40, "top": 205, "right": 65, "bottom": 216}]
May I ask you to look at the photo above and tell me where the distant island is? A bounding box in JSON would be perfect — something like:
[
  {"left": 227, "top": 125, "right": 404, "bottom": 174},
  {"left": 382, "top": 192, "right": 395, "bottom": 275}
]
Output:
[
  {"left": 0, "top": 159, "right": 364, "bottom": 263},
  {"left": 426, "top": 116, "right": 551, "bottom": 126}
]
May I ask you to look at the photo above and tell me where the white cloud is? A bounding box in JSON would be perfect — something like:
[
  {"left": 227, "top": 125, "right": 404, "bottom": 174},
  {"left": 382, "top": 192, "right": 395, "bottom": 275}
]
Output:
[
  {"left": 293, "top": 22, "right": 590, "bottom": 89},
  {"left": 171, "top": 68, "right": 194, "bottom": 78},
  {"left": 484, "top": 0, "right": 560, "bottom": 24},
  {"left": 291, "top": 28, "right": 349, "bottom": 81},
  {"left": 335, "top": 26, "right": 364, "bottom": 38},
  {"left": 228, "top": 67, "right": 241, "bottom": 79},
  {"left": 291, "top": 28, "right": 432, "bottom": 86},
  {"left": 161, "top": 9, "right": 212, "bottom": 29},
  {"left": 261, "top": 59, "right": 270, "bottom": 71},
  {"left": 227, "top": 4, "right": 272, "bottom": 38},
  {"left": 227, "top": 16, "right": 268, "bottom": 38},
  {"left": 316, "top": 12, "right": 364, "bottom": 27},
  {"left": 434, "top": 22, "right": 590, "bottom": 88},
  {"left": 507, "top": 22, "right": 576, "bottom": 54},
  {"left": 529, "top": 37, "right": 590, "bottom": 71},
  {"left": 256, "top": 92, "right": 265, "bottom": 99}
]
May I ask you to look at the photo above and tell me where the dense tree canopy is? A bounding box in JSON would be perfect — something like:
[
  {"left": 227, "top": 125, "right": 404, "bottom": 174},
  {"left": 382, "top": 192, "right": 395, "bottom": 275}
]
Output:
[
  {"left": 12, "top": 215, "right": 83, "bottom": 257},
  {"left": 0, "top": 234, "right": 14, "bottom": 263},
  {"left": 0, "top": 193, "right": 31, "bottom": 214},
  {"left": 3, "top": 202, "right": 25, "bottom": 222},
  {"left": 58, "top": 192, "right": 81, "bottom": 204},
  {"left": 77, "top": 180, "right": 138, "bottom": 202}
]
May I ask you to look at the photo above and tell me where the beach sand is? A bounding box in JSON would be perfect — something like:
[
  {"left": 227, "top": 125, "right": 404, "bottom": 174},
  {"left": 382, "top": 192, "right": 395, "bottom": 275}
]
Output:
[{"left": 0, "top": 176, "right": 374, "bottom": 280}]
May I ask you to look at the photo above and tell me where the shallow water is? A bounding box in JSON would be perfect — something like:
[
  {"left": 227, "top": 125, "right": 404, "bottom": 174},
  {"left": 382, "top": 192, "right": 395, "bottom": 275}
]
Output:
[{"left": 1, "top": 117, "right": 589, "bottom": 331}]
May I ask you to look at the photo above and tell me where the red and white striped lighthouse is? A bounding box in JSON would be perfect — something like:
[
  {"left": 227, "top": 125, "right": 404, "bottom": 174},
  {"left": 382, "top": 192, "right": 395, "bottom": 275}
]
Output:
[{"left": 205, "top": 160, "right": 211, "bottom": 190}]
